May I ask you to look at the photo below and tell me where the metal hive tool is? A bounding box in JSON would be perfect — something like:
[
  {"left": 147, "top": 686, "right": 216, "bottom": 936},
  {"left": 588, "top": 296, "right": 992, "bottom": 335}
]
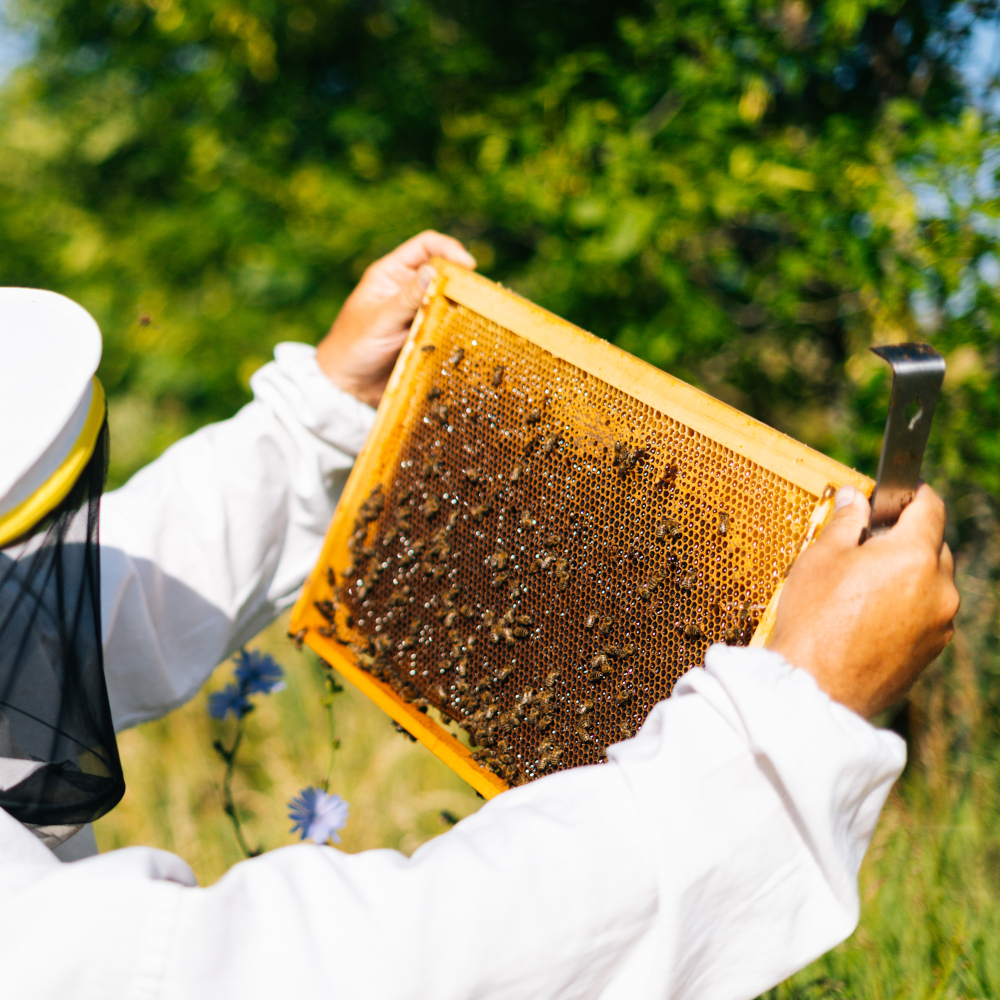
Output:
[{"left": 290, "top": 260, "right": 873, "bottom": 798}]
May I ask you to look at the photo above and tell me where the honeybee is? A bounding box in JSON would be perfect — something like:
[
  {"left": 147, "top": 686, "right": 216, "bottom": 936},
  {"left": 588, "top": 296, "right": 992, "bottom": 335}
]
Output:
[
  {"left": 399, "top": 635, "right": 416, "bottom": 650},
  {"left": 724, "top": 626, "right": 739, "bottom": 644},
  {"left": 576, "top": 699, "right": 593, "bottom": 715},
  {"left": 513, "top": 626, "right": 531, "bottom": 639},
  {"left": 615, "top": 686, "right": 634, "bottom": 704},
  {"left": 620, "top": 643, "right": 635, "bottom": 658},
  {"left": 603, "top": 643, "right": 621, "bottom": 659},
  {"left": 538, "top": 553, "right": 555, "bottom": 571},
  {"left": 638, "top": 584, "right": 652, "bottom": 601},
  {"left": 545, "top": 669, "right": 561, "bottom": 689},
  {"left": 545, "top": 533, "right": 563, "bottom": 547},
  {"left": 655, "top": 519, "right": 681, "bottom": 541},
  {"left": 523, "top": 435, "right": 540, "bottom": 456},
  {"left": 420, "top": 344, "right": 436, "bottom": 353},
  {"left": 428, "top": 402, "right": 449, "bottom": 424},
  {"left": 525, "top": 408, "right": 541, "bottom": 425},
  {"left": 459, "top": 604, "right": 474, "bottom": 619},
  {"left": 555, "top": 557, "right": 568, "bottom": 574},
  {"left": 421, "top": 495, "right": 441, "bottom": 517},
  {"left": 584, "top": 612, "right": 599, "bottom": 629},
  {"left": 464, "top": 468, "right": 482, "bottom": 483},
  {"left": 387, "top": 585, "right": 411, "bottom": 607},
  {"left": 718, "top": 511, "right": 729, "bottom": 536},
  {"left": 495, "top": 664, "right": 512, "bottom": 682},
  {"left": 483, "top": 609, "right": 496, "bottom": 626},
  {"left": 540, "top": 435, "right": 558, "bottom": 453},
  {"left": 490, "top": 550, "right": 509, "bottom": 570},
  {"left": 555, "top": 572, "right": 570, "bottom": 592},
  {"left": 515, "top": 614, "right": 534, "bottom": 627},
  {"left": 449, "top": 347, "right": 465, "bottom": 365},
  {"left": 679, "top": 569, "right": 696, "bottom": 590},
  {"left": 358, "top": 486, "right": 385, "bottom": 523},
  {"left": 508, "top": 580, "right": 522, "bottom": 599},
  {"left": 443, "top": 610, "right": 458, "bottom": 628},
  {"left": 589, "top": 653, "right": 610, "bottom": 676},
  {"left": 490, "top": 572, "right": 509, "bottom": 588},
  {"left": 470, "top": 501, "right": 492, "bottom": 522},
  {"left": 422, "top": 458, "right": 444, "bottom": 477},
  {"left": 684, "top": 623, "right": 703, "bottom": 640},
  {"left": 510, "top": 463, "right": 524, "bottom": 482},
  {"left": 491, "top": 365, "right": 505, "bottom": 387},
  {"left": 598, "top": 617, "right": 613, "bottom": 635},
  {"left": 288, "top": 627, "right": 307, "bottom": 650},
  {"left": 519, "top": 509, "right": 534, "bottom": 528}
]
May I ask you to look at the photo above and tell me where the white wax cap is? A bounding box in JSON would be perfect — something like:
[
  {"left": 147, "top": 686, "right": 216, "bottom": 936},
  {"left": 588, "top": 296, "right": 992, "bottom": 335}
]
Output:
[{"left": 0, "top": 289, "right": 103, "bottom": 521}]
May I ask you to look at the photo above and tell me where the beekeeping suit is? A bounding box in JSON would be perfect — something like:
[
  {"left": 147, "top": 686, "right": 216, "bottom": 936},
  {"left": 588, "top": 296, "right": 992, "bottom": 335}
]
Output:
[{"left": 0, "top": 285, "right": 907, "bottom": 1000}]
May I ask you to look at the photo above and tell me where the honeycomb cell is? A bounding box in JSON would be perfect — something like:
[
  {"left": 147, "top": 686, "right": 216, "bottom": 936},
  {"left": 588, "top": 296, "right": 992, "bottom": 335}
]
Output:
[{"left": 324, "top": 295, "right": 817, "bottom": 788}]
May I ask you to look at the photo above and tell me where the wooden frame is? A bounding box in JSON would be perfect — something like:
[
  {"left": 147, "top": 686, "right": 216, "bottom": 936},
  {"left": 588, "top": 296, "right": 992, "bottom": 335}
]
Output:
[{"left": 290, "top": 260, "right": 873, "bottom": 799}]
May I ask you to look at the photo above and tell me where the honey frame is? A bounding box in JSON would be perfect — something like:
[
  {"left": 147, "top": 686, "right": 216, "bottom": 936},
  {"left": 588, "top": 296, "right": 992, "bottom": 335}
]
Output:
[{"left": 290, "top": 260, "right": 873, "bottom": 799}]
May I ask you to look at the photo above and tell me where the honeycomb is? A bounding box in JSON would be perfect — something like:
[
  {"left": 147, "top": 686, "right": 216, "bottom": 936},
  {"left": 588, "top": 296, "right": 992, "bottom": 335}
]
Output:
[{"left": 312, "top": 290, "right": 823, "bottom": 789}]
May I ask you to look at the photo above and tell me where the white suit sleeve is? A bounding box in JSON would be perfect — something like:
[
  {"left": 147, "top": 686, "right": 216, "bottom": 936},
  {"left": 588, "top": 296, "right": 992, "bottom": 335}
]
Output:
[
  {"left": 98, "top": 343, "right": 376, "bottom": 731},
  {"left": 0, "top": 646, "right": 905, "bottom": 1000}
]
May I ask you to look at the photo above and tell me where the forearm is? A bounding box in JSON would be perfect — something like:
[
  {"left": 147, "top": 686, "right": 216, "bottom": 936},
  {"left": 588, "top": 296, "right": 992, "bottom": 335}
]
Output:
[{"left": 99, "top": 343, "right": 375, "bottom": 730}]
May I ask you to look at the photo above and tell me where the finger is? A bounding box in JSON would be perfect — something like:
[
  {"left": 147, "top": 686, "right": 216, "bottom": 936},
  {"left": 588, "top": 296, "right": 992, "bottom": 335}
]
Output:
[
  {"left": 939, "top": 541, "right": 954, "bottom": 577},
  {"left": 374, "top": 265, "right": 437, "bottom": 334},
  {"left": 890, "top": 482, "right": 946, "bottom": 551},
  {"left": 388, "top": 230, "right": 477, "bottom": 271},
  {"left": 814, "top": 485, "right": 872, "bottom": 552}
]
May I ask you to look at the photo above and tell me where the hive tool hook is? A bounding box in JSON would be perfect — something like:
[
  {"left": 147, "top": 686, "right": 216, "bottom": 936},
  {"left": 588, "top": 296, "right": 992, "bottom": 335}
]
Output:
[{"left": 865, "top": 343, "right": 946, "bottom": 540}]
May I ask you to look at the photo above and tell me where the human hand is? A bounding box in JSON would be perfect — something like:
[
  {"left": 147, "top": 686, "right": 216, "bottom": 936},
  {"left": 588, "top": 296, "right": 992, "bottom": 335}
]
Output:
[
  {"left": 769, "top": 483, "right": 959, "bottom": 719},
  {"left": 316, "top": 231, "right": 476, "bottom": 407}
]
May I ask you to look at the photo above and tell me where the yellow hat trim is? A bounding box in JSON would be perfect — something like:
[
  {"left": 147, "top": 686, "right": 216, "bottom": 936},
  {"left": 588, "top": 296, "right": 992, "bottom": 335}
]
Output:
[{"left": 0, "top": 377, "right": 106, "bottom": 549}]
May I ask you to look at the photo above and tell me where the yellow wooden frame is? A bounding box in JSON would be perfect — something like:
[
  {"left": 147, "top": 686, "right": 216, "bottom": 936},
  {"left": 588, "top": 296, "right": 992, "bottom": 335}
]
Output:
[{"left": 291, "top": 260, "right": 873, "bottom": 799}]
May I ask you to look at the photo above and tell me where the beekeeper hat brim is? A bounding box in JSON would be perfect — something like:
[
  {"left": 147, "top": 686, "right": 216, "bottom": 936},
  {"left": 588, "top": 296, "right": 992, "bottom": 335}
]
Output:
[{"left": 0, "top": 289, "right": 105, "bottom": 548}]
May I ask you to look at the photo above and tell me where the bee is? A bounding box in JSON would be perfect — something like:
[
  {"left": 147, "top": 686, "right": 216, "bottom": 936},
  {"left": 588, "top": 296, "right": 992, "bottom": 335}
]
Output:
[
  {"left": 523, "top": 435, "right": 540, "bottom": 456},
  {"left": 494, "top": 663, "right": 512, "bottom": 682},
  {"left": 525, "top": 408, "right": 541, "bottom": 425},
  {"left": 540, "top": 435, "right": 558, "bottom": 453},
  {"left": 545, "top": 533, "right": 563, "bottom": 547},
  {"left": 491, "top": 365, "right": 505, "bottom": 387},
  {"left": 444, "top": 610, "right": 459, "bottom": 628},
  {"left": 515, "top": 614, "right": 534, "bottom": 627},
  {"left": 490, "top": 550, "right": 509, "bottom": 570},
  {"left": 513, "top": 626, "right": 531, "bottom": 639},
  {"left": 684, "top": 623, "right": 703, "bottom": 640},
  {"left": 510, "top": 463, "right": 524, "bottom": 482},
  {"left": 589, "top": 653, "right": 611, "bottom": 678},
  {"left": 679, "top": 569, "right": 696, "bottom": 590},
  {"left": 483, "top": 609, "right": 496, "bottom": 626},
  {"left": 421, "top": 495, "right": 441, "bottom": 517},
  {"left": 738, "top": 600, "right": 751, "bottom": 623},
  {"left": 620, "top": 643, "right": 635, "bottom": 658},
  {"left": 398, "top": 635, "right": 416, "bottom": 650},
  {"left": 638, "top": 584, "right": 652, "bottom": 601},
  {"left": 449, "top": 346, "right": 465, "bottom": 365},
  {"left": 598, "top": 617, "right": 613, "bottom": 635},
  {"left": 555, "top": 572, "right": 570, "bottom": 592},
  {"left": 724, "top": 626, "right": 740, "bottom": 644},
  {"left": 288, "top": 627, "right": 307, "bottom": 649},
  {"left": 426, "top": 385, "right": 442, "bottom": 400},
  {"left": 459, "top": 604, "right": 473, "bottom": 619},
  {"left": 555, "top": 557, "right": 568, "bottom": 574},
  {"left": 464, "top": 467, "right": 482, "bottom": 483},
  {"left": 358, "top": 486, "right": 385, "bottom": 523},
  {"left": 429, "top": 564, "right": 446, "bottom": 580},
  {"left": 603, "top": 643, "right": 621, "bottom": 659},
  {"left": 538, "top": 553, "right": 555, "bottom": 571},
  {"left": 615, "top": 686, "right": 634, "bottom": 704},
  {"left": 428, "top": 402, "right": 449, "bottom": 424},
  {"left": 382, "top": 526, "right": 400, "bottom": 546},
  {"left": 420, "top": 344, "right": 436, "bottom": 353},
  {"left": 470, "top": 501, "right": 493, "bottom": 522},
  {"left": 422, "top": 458, "right": 444, "bottom": 477},
  {"left": 387, "top": 585, "right": 412, "bottom": 607},
  {"left": 490, "top": 571, "right": 509, "bottom": 588},
  {"left": 655, "top": 465, "right": 680, "bottom": 490},
  {"left": 446, "top": 509, "right": 459, "bottom": 529},
  {"left": 584, "top": 612, "right": 599, "bottom": 630},
  {"left": 508, "top": 580, "right": 522, "bottom": 599},
  {"left": 655, "top": 519, "right": 681, "bottom": 541},
  {"left": 718, "top": 511, "right": 729, "bottom": 536},
  {"left": 576, "top": 699, "right": 593, "bottom": 715},
  {"left": 519, "top": 509, "right": 534, "bottom": 528},
  {"left": 527, "top": 557, "right": 542, "bottom": 575},
  {"left": 613, "top": 441, "right": 625, "bottom": 465}
]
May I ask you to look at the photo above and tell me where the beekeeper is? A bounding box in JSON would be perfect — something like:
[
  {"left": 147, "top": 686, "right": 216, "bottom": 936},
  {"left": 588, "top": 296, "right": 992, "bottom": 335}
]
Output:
[{"left": 0, "top": 231, "right": 958, "bottom": 1000}]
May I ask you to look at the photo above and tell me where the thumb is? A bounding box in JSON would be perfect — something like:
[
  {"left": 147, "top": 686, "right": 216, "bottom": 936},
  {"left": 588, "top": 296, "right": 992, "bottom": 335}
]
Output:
[
  {"left": 814, "top": 485, "right": 871, "bottom": 552},
  {"left": 388, "top": 264, "right": 436, "bottom": 324}
]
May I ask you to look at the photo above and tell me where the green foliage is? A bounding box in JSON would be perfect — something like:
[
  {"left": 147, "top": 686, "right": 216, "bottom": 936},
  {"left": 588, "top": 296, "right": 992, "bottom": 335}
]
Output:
[{"left": 1, "top": 0, "right": 997, "bottom": 502}]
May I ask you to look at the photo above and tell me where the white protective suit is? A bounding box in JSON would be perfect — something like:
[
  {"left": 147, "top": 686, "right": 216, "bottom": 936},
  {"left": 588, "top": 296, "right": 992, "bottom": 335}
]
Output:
[{"left": 0, "top": 342, "right": 906, "bottom": 1000}]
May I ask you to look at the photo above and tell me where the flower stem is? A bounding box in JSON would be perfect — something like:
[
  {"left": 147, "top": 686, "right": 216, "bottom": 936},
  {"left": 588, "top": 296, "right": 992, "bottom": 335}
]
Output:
[{"left": 213, "top": 715, "right": 262, "bottom": 859}]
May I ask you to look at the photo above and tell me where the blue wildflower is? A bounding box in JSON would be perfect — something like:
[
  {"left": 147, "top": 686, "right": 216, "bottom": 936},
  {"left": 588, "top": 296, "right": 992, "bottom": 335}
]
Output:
[
  {"left": 288, "top": 787, "right": 350, "bottom": 845},
  {"left": 208, "top": 683, "right": 253, "bottom": 721},
  {"left": 233, "top": 649, "right": 286, "bottom": 696}
]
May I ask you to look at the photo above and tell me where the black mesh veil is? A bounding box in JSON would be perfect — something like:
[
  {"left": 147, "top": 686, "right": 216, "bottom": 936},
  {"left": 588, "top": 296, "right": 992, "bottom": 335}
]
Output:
[{"left": 0, "top": 417, "right": 124, "bottom": 831}]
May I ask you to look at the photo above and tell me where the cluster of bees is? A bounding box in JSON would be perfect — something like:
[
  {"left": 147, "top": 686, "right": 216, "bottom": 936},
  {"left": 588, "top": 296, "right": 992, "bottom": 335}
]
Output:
[{"left": 318, "top": 334, "right": 783, "bottom": 787}]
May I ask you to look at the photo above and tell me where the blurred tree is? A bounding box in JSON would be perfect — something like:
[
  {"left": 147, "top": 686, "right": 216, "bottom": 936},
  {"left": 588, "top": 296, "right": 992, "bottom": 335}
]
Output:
[{"left": 0, "top": 0, "right": 996, "bottom": 509}]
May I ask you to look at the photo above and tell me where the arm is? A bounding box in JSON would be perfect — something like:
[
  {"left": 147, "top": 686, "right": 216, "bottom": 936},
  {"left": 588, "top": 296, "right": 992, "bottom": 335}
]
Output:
[
  {"left": 0, "top": 645, "right": 903, "bottom": 1000},
  {"left": 99, "top": 233, "right": 475, "bottom": 730}
]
